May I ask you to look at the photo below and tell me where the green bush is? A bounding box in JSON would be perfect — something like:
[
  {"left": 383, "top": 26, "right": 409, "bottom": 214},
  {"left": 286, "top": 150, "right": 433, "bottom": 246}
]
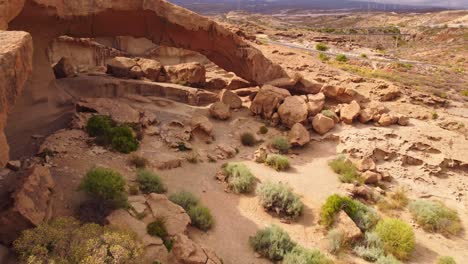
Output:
[
  {"left": 223, "top": 162, "right": 256, "bottom": 193},
  {"left": 240, "top": 132, "right": 257, "bottom": 146},
  {"left": 316, "top": 43, "right": 328, "bottom": 51},
  {"left": 437, "top": 256, "right": 457, "bottom": 264},
  {"left": 328, "top": 156, "right": 363, "bottom": 183},
  {"left": 335, "top": 54, "right": 348, "bottom": 62},
  {"left": 265, "top": 154, "right": 290, "bottom": 171},
  {"left": 169, "top": 191, "right": 200, "bottom": 211},
  {"left": 249, "top": 225, "right": 296, "bottom": 261},
  {"left": 376, "top": 255, "right": 401, "bottom": 264},
  {"left": 320, "top": 194, "right": 379, "bottom": 231},
  {"left": 129, "top": 155, "right": 149, "bottom": 168},
  {"left": 257, "top": 182, "right": 303, "bottom": 219},
  {"left": 188, "top": 205, "right": 214, "bottom": 231},
  {"left": 86, "top": 115, "right": 139, "bottom": 153},
  {"left": 271, "top": 136, "right": 291, "bottom": 153},
  {"left": 327, "top": 229, "right": 345, "bottom": 255},
  {"left": 86, "top": 115, "right": 113, "bottom": 137},
  {"left": 409, "top": 200, "right": 462, "bottom": 235},
  {"left": 111, "top": 125, "right": 139, "bottom": 154},
  {"left": 147, "top": 218, "right": 168, "bottom": 238},
  {"left": 375, "top": 218, "right": 415, "bottom": 260},
  {"left": 137, "top": 169, "right": 166, "bottom": 194},
  {"left": 360, "top": 53, "right": 368, "bottom": 58},
  {"left": 259, "top": 125, "right": 269, "bottom": 134},
  {"left": 319, "top": 53, "right": 330, "bottom": 62},
  {"left": 79, "top": 167, "right": 127, "bottom": 206},
  {"left": 353, "top": 232, "right": 385, "bottom": 261},
  {"left": 321, "top": 110, "right": 336, "bottom": 119},
  {"left": 283, "top": 246, "right": 333, "bottom": 264},
  {"left": 13, "top": 217, "right": 143, "bottom": 264}
]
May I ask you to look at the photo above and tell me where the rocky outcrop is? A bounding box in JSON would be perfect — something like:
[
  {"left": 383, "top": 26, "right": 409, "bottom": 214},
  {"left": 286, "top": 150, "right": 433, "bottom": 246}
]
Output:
[
  {"left": 321, "top": 85, "right": 364, "bottom": 103},
  {"left": 172, "top": 234, "right": 223, "bottom": 264},
  {"left": 0, "top": 165, "right": 55, "bottom": 244},
  {"left": 250, "top": 85, "right": 291, "bottom": 119},
  {"left": 107, "top": 56, "right": 163, "bottom": 81},
  {"left": 278, "top": 96, "right": 308, "bottom": 128},
  {"left": 76, "top": 98, "right": 140, "bottom": 124},
  {"left": 0, "top": 31, "right": 33, "bottom": 166},
  {"left": 165, "top": 62, "right": 206, "bottom": 87}
]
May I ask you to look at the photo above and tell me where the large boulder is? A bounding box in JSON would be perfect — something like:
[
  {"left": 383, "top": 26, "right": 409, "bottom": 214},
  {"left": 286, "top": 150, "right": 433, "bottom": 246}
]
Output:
[
  {"left": 219, "top": 89, "right": 242, "bottom": 109},
  {"left": 225, "top": 76, "right": 251, "bottom": 90},
  {"left": 278, "top": 96, "right": 308, "bottom": 128},
  {"left": 378, "top": 113, "right": 398, "bottom": 127},
  {"left": 53, "top": 57, "right": 77, "bottom": 79},
  {"left": 135, "top": 57, "right": 163, "bottom": 81},
  {"left": 209, "top": 102, "right": 231, "bottom": 120},
  {"left": 250, "top": 85, "right": 291, "bottom": 119},
  {"left": 165, "top": 62, "right": 206, "bottom": 87},
  {"left": 306, "top": 92, "right": 325, "bottom": 116},
  {"left": 106, "top": 56, "right": 138, "bottom": 78},
  {"left": 288, "top": 123, "right": 310, "bottom": 147},
  {"left": 0, "top": 165, "right": 55, "bottom": 244},
  {"left": 340, "top": 100, "right": 361, "bottom": 124},
  {"left": 191, "top": 115, "right": 213, "bottom": 136},
  {"left": 171, "top": 234, "right": 222, "bottom": 264},
  {"left": 322, "top": 85, "right": 364, "bottom": 103},
  {"left": 146, "top": 193, "right": 191, "bottom": 236},
  {"left": 332, "top": 211, "right": 362, "bottom": 242},
  {"left": 312, "top": 114, "right": 335, "bottom": 135}
]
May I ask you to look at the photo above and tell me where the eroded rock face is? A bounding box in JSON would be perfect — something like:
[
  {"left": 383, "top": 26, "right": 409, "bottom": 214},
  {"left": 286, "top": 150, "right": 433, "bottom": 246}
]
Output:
[
  {"left": 171, "top": 234, "right": 222, "bottom": 264},
  {"left": 250, "top": 85, "right": 291, "bottom": 119},
  {"left": 278, "top": 96, "right": 308, "bottom": 128},
  {"left": 219, "top": 89, "right": 242, "bottom": 109},
  {"left": 191, "top": 115, "right": 213, "bottom": 136},
  {"left": 76, "top": 98, "right": 140, "bottom": 124},
  {"left": 0, "top": 165, "right": 55, "bottom": 244},
  {"left": 165, "top": 62, "right": 206, "bottom": 87},
  {"left": 146, "top": 193, "right": 191, "bottom": 236}
]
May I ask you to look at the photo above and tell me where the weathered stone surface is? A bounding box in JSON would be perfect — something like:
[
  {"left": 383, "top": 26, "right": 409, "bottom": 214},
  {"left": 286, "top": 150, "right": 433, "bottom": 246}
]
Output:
[
  {"left": 52, "top": 57, "right": 77, "bottom": 79},
  {"left": 356, "top": 157, "right": 376, "bottom": 172},
  {"left": 209, "top": 102, "right": 231, "bottom": 120},
  {"left": 206, "top": 77, "right": 227, "bottom": 90},
  {"left": 76, "top": 98, "right": 140, "bottom": 124},
  {"left": 166, "top": 62, "right": 206, "bottom": 87},
  {"left": 136, "top": 57, "right": 162, "bottom": 81},
  {"left": 150, "top": 153, "right": 183, "bottom": 170},
  {"left": 378, "top": 113, "right": 398, "bottom": 127},
  {"left": 233, "top": 86, "right": 259, "bottom": 97},
  {"left": 397, "top": 114, "right": 409, "bottom": 126},
  {"left": 191, "top": 115, "right": 213, "bottom": 136},
  {"left": 340, "top": 100, "right": 361, "bottom": 124},
  {"left": 159, "top": 120, "right": 191, "bottom": 147},
  {"left": 106, "top": 56, "right": 138, "bottom": 78},
  {"left": 332, "top": 211, "right": 362, "bottom": 241},
  {"left": 312, "top": 114, "right": 335, "bottom": 135},
  {"left": 219, "top": 89, "right": 242, "bottom": 109},
  {"left": 250, "top": 85, "right": 291, "bottom": 119},
  {"left": 213, "top": 144, "right": 237, "bottom": 160},
  {"left": 146, "top": 193, "right": 191, "bottom": 236},
  {"left": 278, "top": 96, "right": 308, "bottom": 128},
  {"left": 362, "top": 171, "right": 382, "bottom": 184},
  {"left": 225, "top": 76, "right": 251, "bottom": 90},
  {"left": 0, "top": 165, "right": 55, "bottom": 244},
  {"left": 288, "top": 123, "right": 310, "bottom": 147},
  {"left": 306, "top": 92, "right": 325, "bottom": 116},
  {"left": 171, "top": 234, "right": 222, "bottom": 264}
]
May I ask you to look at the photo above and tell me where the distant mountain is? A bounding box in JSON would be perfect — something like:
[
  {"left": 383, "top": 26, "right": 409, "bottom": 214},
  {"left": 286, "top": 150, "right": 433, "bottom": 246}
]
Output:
[{"left": 169, "top": 0, "right": 448, "bottom": 15}]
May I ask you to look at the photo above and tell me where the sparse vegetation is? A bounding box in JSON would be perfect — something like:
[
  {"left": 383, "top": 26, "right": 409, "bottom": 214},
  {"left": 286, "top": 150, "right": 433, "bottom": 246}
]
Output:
[
  {"left": 319, "top": 53, "right": 330, "bottom": 62},
  {"left": 129, "top": 155, "right": 149, "bottom": 168},
  {"left": 249, "top": 225, "right": 296, "bottom": 261},
  {"left": 321, "top": 109, "right": 336, "bottom": 119},
  {"left": 86, "top": 115, "right": 113, "bottom": 137},
  {"left": 377, "top": 188, "right": 409, "bottom": 212},
  {"left": 375, "top": 218, "right": 415, "bottom": 260},
  {"left": 257, "top": 181, "right": 303, "bottom": 219},
  {"left": 409, "top": 200, "right": 462, "bottom": 235},
  {"left": 360, "top": 53, "right": 368, "bottom": 58},
  {"left": 240, "top": 132, "right": 257, "bottom": 146},
  {"left": 223, "top": 162, "right": 256, "bottom": 193},
  {"left": 169, "top": 191, "right": 213, "bottom": 231},
  {"left": 259, "top": 125, "right": 269, "bottom": 134},
  {"left": 169, "top": 191, "right": 199, "bottom": 211},
  {"left": 327, "top": 229, "right": 345, "bottom": 255},
  {"left": 376, "top": 255, "right": 401, "bottom": 264},
  {"left": 13, "top": 217, "right": 143, "bottom": 264},
  {"left": 437, "top": 256, "right": 457, "bottom": 264},
  {"left": 283, "top": 246, "right": 333, "bottom": 264},
  {"left": 353, "top": 232, "right": 385, "bottom": 261},
  {"left": 271, "top": 136, "right": 291, "bottom": 153},
  {"left": 460, "top": 90, "right": 468, "bottom": 97},
  {"left": 335, "top": 54, "right": 348, "bottom": 62},
  {"left": 79, "top": 167, "right": 127, "bottom": 207},
  {"left": 110, "top": 125, "right": 140, "bottom": 154},
  {"left": 328, "top": 156, "right": 363, "bottom": 183},
  {"left": 147, "top": 218, "right": 168, "bottom": 238},
  {"left": 265, "top": 154, "right": 291, "bottom": 171},
  {"left": 316, "top": 43, "right": 328, "bottom": 51},
  {"left": 137, "top": 169, "right": 167, "bottom": 194}
]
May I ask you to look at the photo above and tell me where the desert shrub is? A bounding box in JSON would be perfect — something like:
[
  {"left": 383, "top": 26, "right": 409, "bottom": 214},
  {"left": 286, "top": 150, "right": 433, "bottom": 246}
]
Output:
[
  {"left": 259, "top": 125, "right": 269, "bottom": 134},
  {"left": 327, "top": 229, "right": 345, "bottom": 255},
  {"left": 86, "top": 115, "right": 113, "bottom": 137},
  {"left": 328, "top": 156, "right": 363, "bottom": 183},
  {"left": 432, "top": 112, "right": 439, "bottom": 119},
  {"left": 169, "top": 191, "right": 200, "bottom": 211},
  {"left": 13, "top": 217, "right": 143, "bottom": 264},
  {"left": 137, "top": 169, "right": 166, "bottom": 194},
  {"left": 316, "top": 43, "right": 328, "bottom": 51},
  {"left": 111, "top": 125, "right": 139, "bottom": 153},
  {"left": 353, "top": 232, "right": 385, "bottom": 261},
  {"left": 335, "top": 54, "right": 348, "bottom": 62},
  {"left": 86, "top": 116, "right": 139, "bottom": 153},
  {"left": 460, "top": 90, "right": 468, "bottom": 97},
  {"left": 271, "top": 136, "right": 291, "bottom": 153},
  {"left": 377, "top": 188, "right": 409, "bottom": 212},
  {"left": 361, "top": 53, "right": 368, "bottom": 58},
  {"left": 375, "top": 218, "right": 415, "bottom": 260},
  {"left": 129, "top": 155, "right": 149, "bottom": 168},
  {"left": 437, "top": 256, "right": 457, "bottom": 264},
  {"left": 188, "top": 205, "right": 214, "bottom": 231},
  {"left": 409, "top": 200, "right": 462, "bottom": 235},
  {"left": 147, "top": 218, "right": 168, "bottom": 238},
  {"left": 257, "top": 181, "right": 303, "bottom": 219},
  {"left": 177, "top": 142, "right": 190, "bottom": 151},
  {"left": 320, "top": 194, "right": 379, "bottom": 231},
  {"left": 249, "top": 225, "right": 296, "bottom": 261},
  {"left": 164, "top": 238, "right": 174, "bottom": 252},
  {"left": 265, "top": 154, "right": 291, "bottom": 171},
  {"left": 376, "top": 255, "right": 401, "bottom": 264},
  {"left": 240, "top": 132, "right": 257, "bottom": 146},
  {"left": 79, "top": 167, "right": 127, "bottom": 206},
  {"left": 223, "top": 162, "right": 256, "bottom": 193},
  {"left": 283, "top": 246, "right": 333, "bottom": 264},
  {"left": 319, "top": 53, "right": 330, "bottom": 62},
  {"left": 321, "top": 109, "right": 336, "bottom": 119}
]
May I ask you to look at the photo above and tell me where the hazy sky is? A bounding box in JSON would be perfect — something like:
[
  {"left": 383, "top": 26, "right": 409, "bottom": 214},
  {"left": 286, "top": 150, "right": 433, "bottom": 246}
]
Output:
[{"left": 356, "top": 0, "right": 466, "bottom": 8}]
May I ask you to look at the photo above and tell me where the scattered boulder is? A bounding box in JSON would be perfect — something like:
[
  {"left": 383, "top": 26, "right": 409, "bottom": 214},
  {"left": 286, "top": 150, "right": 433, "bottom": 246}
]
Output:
[
  {"left": 53, "top": 57, "right": 77, "bottom": 79},
  {"left": 397, "top": 114, "right": 409, "bottom": 126},
  {"left": 225, "top": 76, "right": 251, "bottom": 90},
  {"left": 219, "top": 89, "right": 242, "bottom": 109},
  {"left": 206, "top": 77, "right": 228, "bottom": 90},
  {"left": 165, "top": 62, "right": 206, "bottom": 87},
  {"left": 106, "top": 56, "right": 137, "bottom": 78},
  {"left": 209, "top": 102, "right": 231, "bottom": 120},
  {"left": 378, "top": 113, "right": 398, "bottom": 127},
  {"left": 293, "top": 77, "right": 323, "bottom": 94},
  {"left": 288, "top": 123, "right": 310, "bottom": 147},
  {"left": 306, "top": 92, "right": 325, "bottom": 116},
  {"left": 233, "top": 87, "right": 259, "bottom": 97},
  {"left": 312, "top": 114, "right": 335, "bottom": 135},
  {"left": 250, "top": 85, "right": 291, "bottom": 119},
  {"left": 340, "top": 100, "right": 361, "bottom": 124},
  {"left": 191, "top": 115, "right": 213, "bottom": 136},
  {"left": 213, "top": 144, "right": 237, "bottom": 160},
  {"left": 171, "top": 234, "right": 222, "bottom": 264},
  {"left": 356, "top": 157, "right": 376, "bottom": 172},
  {"left": 135, "top": 58, "right": 162, "bottom": 81},
  {"left": 362, "top": 171, "right": 382, "bottom": 184},
  {"left": 254, "top": 147, "right": 268, "bottom": 163},
  {"left": 146, "top": 193, "right": 191, "bottom": 236},
  {"left": 332, "top": 211, "right": 362, "bottom": 241},
  {"left": 358, "top": 108, "right": 374, "bottom": 124},
  {"left": 376, "top": 85, "right": 401, "bottom": 102},
  {"left": 159, "top": 121, "right": 192, "bottom": 147},
  {"left": 278, "top": 96, "right": 308, "bottom": 128},
  {"left": 322, "top": 85, "right": 364, "bottom": 103},
  {"left": 150, "top": 153, "right": 183, "bottom": 170}
]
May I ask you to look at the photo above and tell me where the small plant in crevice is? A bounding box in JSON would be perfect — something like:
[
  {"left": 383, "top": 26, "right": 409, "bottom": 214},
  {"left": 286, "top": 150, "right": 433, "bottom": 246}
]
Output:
[
  {"left": 147, "top": 218, "right": 173, "bottom": 252},
  {"left": 327, "top": 229, "right": 346, "bottom": 255},
  {"left": 377, "top": 188, "right": 409, "bottom": 212}
]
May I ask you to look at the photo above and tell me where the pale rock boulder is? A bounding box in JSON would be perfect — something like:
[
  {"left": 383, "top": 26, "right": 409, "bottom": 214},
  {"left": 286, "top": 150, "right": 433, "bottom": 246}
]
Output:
[
  {"left": 191, "top": 115, "right": 213, "bottom": 136},
  {"left": 288, "top": 123, "right": 310, "bottom": 147},
  {"left": 159, "top": 120, "right": 191, "bottom": 147},
  {"left": 250, "top": 85, "right": 291, "bottom": 119},
  {"left": 106, "top": 56, "right": 137, "bottom": 78},
  {"left": 362, "top": 171, "right": 382, "bottom": 184},
  {"left": 312, "top": 114, "right": 335, "bottom": 135},
  {"left": 306, "top": 92, "right": 325, "bottom": 116},
  {"left": 165, "top": 62, "right": 206, "bottom": 87},
  {"left": 322, "top": 85, "right": 363, "bottom": 103},
  {"left": 209, "top": 102, "right": 231, "bottom": 120},
  {"left": 146, "top": 193, "right": 191, "bottom": 236},
  {"left": 340, "top": 100, "right": 361, "bottom": 124},
  {"left": 278, "top": 96, "right": 308, "bottom": 128},
  {"left": 358, "top": 108, "right": 374, "bottom": 124},
  {"left": 378, "top": 113, "right": 398, "bottom": 127},
  {"left": 219, "top": 89, "right": 242, "bottom": 109},
  {"left": 135, "top": 57, "right": 162, "bottom": 81},
  {"left": 225, "top": 76, "right": 251, "bottom": 90},
  {"left": 150, "top": 153, "right": 183, "bottom": 170},
  {"left": 332, "top": 211, "right": 362, "bottom": 242},
  {"left": 397, "top": 114, "right": 409, "bottom": 126},
  {"left": 53, "top": 57, "right": 77, "bottom": 78},
  {"left": 356, "top": 157, "right": 376, "bottom": 172}
]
